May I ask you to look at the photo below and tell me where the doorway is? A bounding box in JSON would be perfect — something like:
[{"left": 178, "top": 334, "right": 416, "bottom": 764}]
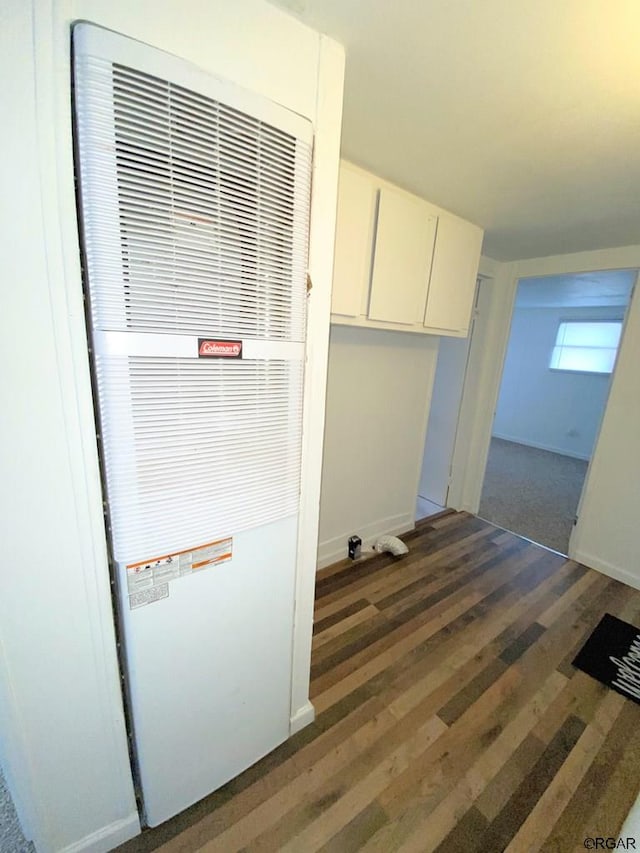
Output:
[
  {"left": 416, "top": 280, "right": 484, "bottom": 520},
  {"left": 477, "top": 269, "right": 636, "bottom": 553}
]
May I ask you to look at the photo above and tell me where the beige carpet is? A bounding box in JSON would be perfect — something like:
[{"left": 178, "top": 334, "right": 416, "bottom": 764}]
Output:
[
  {"left": 478, "top": 437, "right": 588, "bottom": 554},
  {"left": 0, "top": 767, "right": 33, "bottom": 853}
]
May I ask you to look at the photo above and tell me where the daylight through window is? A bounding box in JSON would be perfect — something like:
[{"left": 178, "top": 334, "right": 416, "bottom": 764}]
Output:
[{"left": 549, "top": 320, "right": 622, "bottom": 374}]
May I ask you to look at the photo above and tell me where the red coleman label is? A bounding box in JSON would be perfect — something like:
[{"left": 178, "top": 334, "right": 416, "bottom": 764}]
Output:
[{"left": 198, "top": 339, "right": 243, "bottom": 358}]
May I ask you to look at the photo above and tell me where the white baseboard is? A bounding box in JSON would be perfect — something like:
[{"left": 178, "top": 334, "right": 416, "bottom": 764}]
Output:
[
  {"left": 317, "top": 512, "right": 415, "bottom": 570},
  {"left": 289, "top": 701, "right": 315, "bottom": 735},
  {"left": 572, "top": 549, "right": 640, "bottom": 591},
  {"left": 621, "top": 792, "right": 640, "bottom": 842},
  {"left": 60, "top": 813, "right": 140, "bottom": 853},
  {"left": 492, "top": 432, "right": 590, "bottom": 461}
]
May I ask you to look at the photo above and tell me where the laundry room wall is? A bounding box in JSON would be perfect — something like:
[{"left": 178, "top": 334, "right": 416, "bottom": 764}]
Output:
[{"left": 318, "top": 325, "right": 439, "bottom": 566}]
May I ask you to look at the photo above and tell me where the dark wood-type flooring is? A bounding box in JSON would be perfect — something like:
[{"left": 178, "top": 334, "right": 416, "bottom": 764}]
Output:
[{"left": 118, "top": 511, "right": 640, "bottom": 853}]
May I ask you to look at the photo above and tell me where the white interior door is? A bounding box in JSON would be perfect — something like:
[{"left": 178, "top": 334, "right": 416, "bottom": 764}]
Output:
[{"left": 418, "top": 282, "right": 480, "bottom": 506}]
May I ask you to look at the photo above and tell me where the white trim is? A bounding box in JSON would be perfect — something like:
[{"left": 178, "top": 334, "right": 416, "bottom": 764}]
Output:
[
  {"left": 330, "top": 312, "right": 468, "bottom": 338},
  {"left": 317, "top": 511, "right": 415, "bottom": 570},
  {"left": 477, "top": 254, "right": 502, "bottom": 278},
  {"left": 59, "top": 814, "right": 140, "bottom": 853},
  {"left": 448, "top": 265, "right": 517, "bottom": 513},
  {"left": 289, "top": 701, "right": 315, "bottom": 735},
  {"left": 289, "top": 34, "right": 345, "bottom": 736},
  {"left": 490, "top": 433, "right": 591, "bottom": 462},
  {"left": 515, "top": 246, "right": 640, "bottom": 279},
  {"left": 620, "top": 795, "right": 640, "bottom": 844},
  {"left": 73, "top": 23, "right": 313, "bottom": 145},
  {"left": 571, "top": 550, "right": 640, "bottom": 592}
]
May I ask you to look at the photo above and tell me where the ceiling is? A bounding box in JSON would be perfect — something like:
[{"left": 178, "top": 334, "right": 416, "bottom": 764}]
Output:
[
  {"left": 515, "top": 269, "right": 636, "bottom": 308},
  {"left": 270, "top": 0, "right": 640, "bottom": 261}
]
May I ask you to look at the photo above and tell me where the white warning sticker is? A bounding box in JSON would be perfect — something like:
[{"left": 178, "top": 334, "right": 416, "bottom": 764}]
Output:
[
  {"left": 129, "top": 583, "right": 169, "bottom": 610},
  {"left": 126, "top": 537, "right": 233, "bottom": 596}
]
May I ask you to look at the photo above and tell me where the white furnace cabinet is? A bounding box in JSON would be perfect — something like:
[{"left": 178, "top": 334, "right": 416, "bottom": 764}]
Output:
[{"left": 73, "top": 22, "right": 332, "bottom": 827}]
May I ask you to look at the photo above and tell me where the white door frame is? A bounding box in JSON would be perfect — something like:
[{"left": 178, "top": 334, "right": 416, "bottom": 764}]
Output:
[
  {"left": 448, "top": 246, "right": 640, "bottom": 528},
  {"left": 418, "top": 278, "right": 484, "bottom": 509}
]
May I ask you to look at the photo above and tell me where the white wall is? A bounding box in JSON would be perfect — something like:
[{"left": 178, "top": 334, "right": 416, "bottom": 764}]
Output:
[
  {"left": 318, "top": 326, "right": 438, "bottom": 567},
  {"left": 571, "top": 278, "right": 640, "bottom": 588},
  {"left": 1, "top": 4, "right": 138, "bottom": 851},
  {"left": 1, "top": 1, "right": 343, "bottom": 851},
  {"left": 493, "top": 305, "right": 624, "bottom": 460}
]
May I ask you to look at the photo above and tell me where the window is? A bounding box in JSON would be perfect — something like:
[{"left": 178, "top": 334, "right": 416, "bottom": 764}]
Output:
[{"left": 550, "top": 321, "right": 622, "bottom": 374}]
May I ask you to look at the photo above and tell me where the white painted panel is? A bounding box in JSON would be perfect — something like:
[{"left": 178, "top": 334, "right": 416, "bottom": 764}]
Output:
[
  {"left": 331, "top": 163, "right": 377, "bottom": 316},
  {"left": 419, "top": 334, "right": 471, "bottom": 505},
  {"left": 318, "top": 325, "right": 438, "bottom": 564},
  {"left": 122, "top": 516, "right": 297, "bottom": 826},
  {"left": 425, "top": 215, "right": 483, "bottom": 333},
  {"left": 369, "top": 188, "right": 436, "bottom": 325}
]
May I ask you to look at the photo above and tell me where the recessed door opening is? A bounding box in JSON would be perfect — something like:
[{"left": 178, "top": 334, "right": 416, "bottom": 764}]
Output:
[
  {"left": 477, "top": 269, "right": 636, "bottom": 554},
  {"left": 416, "top": 279, "right": 483, "bottom": 521}
]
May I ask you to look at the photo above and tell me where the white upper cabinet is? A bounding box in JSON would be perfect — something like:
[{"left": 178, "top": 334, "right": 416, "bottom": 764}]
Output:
[
  {"left": 330, "top": 161, "right": 484, "bottom": 337},
  {"left": 331, "top": 163, "right": 377, "bottom": 317},
  {"left": 424, "top": 214, "right": 484, "bottom": 333},
  {"left": 368, "top": 188, "right": 437, "bottom": 325}
]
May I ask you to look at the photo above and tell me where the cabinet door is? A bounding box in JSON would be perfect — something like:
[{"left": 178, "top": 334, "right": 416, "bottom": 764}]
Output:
[
  {"left": 424, "top": 215, "right": 483, "bottom": 333},
  {"left": 368, "top": 187, "right": 437, "bottom": 326},
  {"left": 331, "top": 165, "right": 377, "bottom": 317}
]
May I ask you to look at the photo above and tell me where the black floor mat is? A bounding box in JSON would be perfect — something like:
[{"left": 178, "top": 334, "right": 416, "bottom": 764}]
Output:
[{"left": 573, "top": 613, "right": 640, "bottom": 705}]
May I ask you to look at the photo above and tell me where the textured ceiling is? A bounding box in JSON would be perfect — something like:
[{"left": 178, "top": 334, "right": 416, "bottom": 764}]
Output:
[
  {"left": 270, "top": 0, "right": 640, "bottom": 261},
  {"left": 515, "top": 270, "right": 637, "bottom": 308}
]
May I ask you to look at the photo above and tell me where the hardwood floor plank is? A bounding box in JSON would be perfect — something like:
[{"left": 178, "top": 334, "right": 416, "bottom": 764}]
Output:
[
  {"left": 314, "top": 514, "right": 482, "bottom": 602},
  {"left": 313, "top": 523, "right": 499, "bottom": 622},
  {"left": 437, "top": 658, "right": 509, "bottom": 726},
  {"left": 431, "top": 806, "right": 489, "bottom": 853},
  {"left": 194, "top": 706, "right": 408, "bottom": 853},
  {"left": 116, "top": 514, "right": 640, "bottom": 853},
  {"left": 245, "top": 717, "right": 448, "bottom": 853},
  {"left": 479, "top": 715, "right": 587, "bottom": 851},
  {"left": 473, "top": 733, "right": 547, "bottom": 823},
  {"left": 574, "top": 712, "right": 640, "bottom": 842},
  {"left": 364, "top": 671, "right": 568, "bottom": 853},
  {"left": 310, "top": 539, "right": 551, "bottom": 703},
  {"left": 317, "top": 801, "right": 389, "bottom": 853},
  {"left": 311, "top": 588, "right": 487, "bottom": 713},
  {"left": 505, "top": 690, "right": 626, "bottom": 852},
  {"left": 313, "top": 604, "right": 381, "bottom": 651},
  {"left": 541, "top": 700, "right": 640, "bottom": 851},
  {"left": 314, "top": 598, "right": 373, "bottom": 635},
  {"left": 352, "top": 550, "right": 588, "bottom": 732},
  {"left": 153, "top": 694, "right": 391, "bottom": 851},
  {"left": 498, "top": 621, "right": 546, "bottom": 665}
]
